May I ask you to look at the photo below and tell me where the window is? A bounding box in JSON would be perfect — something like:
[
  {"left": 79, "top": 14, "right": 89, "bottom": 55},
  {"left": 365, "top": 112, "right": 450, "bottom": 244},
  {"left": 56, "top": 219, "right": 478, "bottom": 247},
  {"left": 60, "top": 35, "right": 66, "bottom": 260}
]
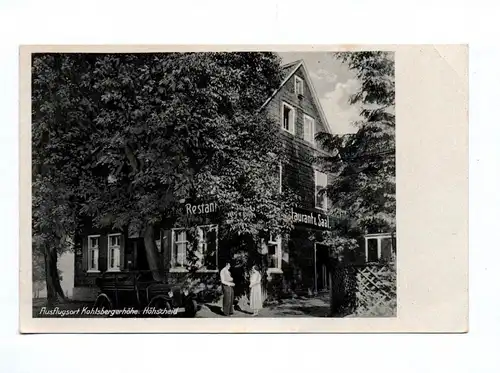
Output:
[
  {"left": 282, "top": 102, "right": 295, "bottom": 134},
  {"left": 107, "top": 234, "right": 121, "bottom": 271},
  {"left": 172, "top": 229, "right": 188, "bottom": 270},
  {"left": 197, "top": 225, "right": 218, "bottom": 271},
  {"left": 364, "top": 234, "right": 395, "bottom": 263},
  {"left": 367, "top": 238, "right": 379, "bottom": 262},
  {"left": 267, "top": 234, "right": 282, "bottom": 272},
  {"left": 314, "top": 170, "right": 328, "bottom": 210},
  {"left": 294, "top": 76, "right": 304, "bottom": 96},
  {"left": 171, "top": 225, "right": 218, "bottom": 272},
  {"left": 303, "top": 114, "right": 315, "bottom": 144},
  {"left": 380, "top": 237, "right": 393, "bottom": 261},
  {"left": 87, "top": 235, "right": 100, "bottom": 272}
]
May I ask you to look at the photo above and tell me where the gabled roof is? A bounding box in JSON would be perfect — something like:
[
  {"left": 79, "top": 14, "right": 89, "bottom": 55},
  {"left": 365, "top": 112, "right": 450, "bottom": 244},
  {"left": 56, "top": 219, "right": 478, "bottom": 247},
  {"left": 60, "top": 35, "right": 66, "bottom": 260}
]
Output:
[
  {"left": 280, "top": 60, "right": 301, "bottom": 79},
  {"left": 260, "top": 59, "right": 332, "bottom": 134}
]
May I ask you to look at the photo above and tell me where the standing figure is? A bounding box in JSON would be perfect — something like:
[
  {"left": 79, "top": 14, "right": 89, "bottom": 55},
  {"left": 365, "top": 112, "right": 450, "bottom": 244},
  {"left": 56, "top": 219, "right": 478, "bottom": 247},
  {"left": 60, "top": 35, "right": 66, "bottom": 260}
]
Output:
[
  {"left": 249, "top": 265, "right": 263, "bottom": 316},
  {"left": 220, "top": 261, "right": 235, "bottom": 316}
]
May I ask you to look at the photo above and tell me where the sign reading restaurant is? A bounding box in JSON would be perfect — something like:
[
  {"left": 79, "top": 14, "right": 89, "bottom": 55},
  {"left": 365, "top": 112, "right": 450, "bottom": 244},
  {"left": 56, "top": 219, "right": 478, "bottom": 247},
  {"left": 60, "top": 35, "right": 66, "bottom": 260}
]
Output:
[{"left": 185, "top": 201, "right": 219, "bottom": 215}]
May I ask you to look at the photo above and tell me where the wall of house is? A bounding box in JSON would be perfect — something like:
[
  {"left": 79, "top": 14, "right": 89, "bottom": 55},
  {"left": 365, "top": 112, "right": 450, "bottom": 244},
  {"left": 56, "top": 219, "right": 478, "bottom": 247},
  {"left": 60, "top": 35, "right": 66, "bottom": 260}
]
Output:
[
  {"left": 73, "top": 226, "right": 222, "bottom": 301},
  {"left": 73, "top": 228, "right": 127, "bottom": 300},
  {"left": 265, "top": 65, "right": 331, "bottom": 209},
  {"left": 263, "top": 65, "right": 337, "bottom": 295}
]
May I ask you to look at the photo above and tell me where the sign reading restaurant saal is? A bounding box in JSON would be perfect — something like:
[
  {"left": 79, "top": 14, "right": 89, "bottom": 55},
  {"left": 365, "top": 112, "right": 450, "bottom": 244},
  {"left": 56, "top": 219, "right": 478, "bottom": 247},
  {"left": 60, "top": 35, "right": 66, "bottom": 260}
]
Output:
[{"left": 291, "top": 207, "right": 332, "bottom": 230}]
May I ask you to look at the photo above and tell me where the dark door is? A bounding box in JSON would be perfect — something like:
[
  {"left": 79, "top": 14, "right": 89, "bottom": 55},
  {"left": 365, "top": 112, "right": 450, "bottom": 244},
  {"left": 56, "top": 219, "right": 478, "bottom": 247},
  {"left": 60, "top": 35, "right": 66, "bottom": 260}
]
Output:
[
  {"left": 315, "top": 243, "right": 331, "bottom": 293},
  {"left": 135, "top": 239, "right": 149, "bottom": 270}
]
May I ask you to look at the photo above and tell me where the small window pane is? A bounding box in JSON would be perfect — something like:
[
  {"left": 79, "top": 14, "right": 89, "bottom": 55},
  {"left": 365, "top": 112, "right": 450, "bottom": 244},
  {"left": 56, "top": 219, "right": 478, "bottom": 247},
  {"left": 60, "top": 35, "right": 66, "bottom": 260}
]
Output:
[
  {"left": 295, "top": 77, "right": 304, "bottom": 95},
  {"left": 316, "top": 171, "right": 327, "bottom": 187},
  {"left": 367, "top": 239, "right": 378, "bottom": 262},
  {"left": 176, "top": 231, "right": 186, "bottom": 242},
  {"left": 91, "top": 250, "right": 96, "bottom": 269},
  {"left": 176, "top": 242, "right": 186, "bottom": 266},
  {"left": 380, "top": 238, "right": 392, "bottom": 262},
  {"left": 110, "top": 248, "right": 115, "bottom": 268},
  {"left": 268, "top": 244, "right": 277, "bottom": 268},
  {"left": 283, "top": 106, "right": 291, "bottom": 130},
  {"left": 304, "top": 116, "right": 314, "bottom": 143}
]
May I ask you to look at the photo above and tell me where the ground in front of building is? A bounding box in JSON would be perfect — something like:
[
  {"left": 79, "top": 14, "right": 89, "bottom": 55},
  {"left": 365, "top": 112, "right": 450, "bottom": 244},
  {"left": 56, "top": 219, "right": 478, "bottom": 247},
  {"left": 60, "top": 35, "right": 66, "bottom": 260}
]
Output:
[
  {"left": 197, "top": 293, "right": 331, "bottom": 318},
  {"left": 33, "top": 294, "right": 331, "bottom": 318}
]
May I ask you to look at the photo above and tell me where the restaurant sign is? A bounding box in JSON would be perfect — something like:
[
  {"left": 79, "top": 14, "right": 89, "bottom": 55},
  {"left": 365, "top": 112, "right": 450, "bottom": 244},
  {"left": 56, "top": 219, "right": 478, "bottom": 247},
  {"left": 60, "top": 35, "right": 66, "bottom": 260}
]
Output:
[
  {"left": 292, "top": 207, "right": 332, "bottom": 230},
  {"left": 185, "top": 201, "right": 219, "bottom": 215}
]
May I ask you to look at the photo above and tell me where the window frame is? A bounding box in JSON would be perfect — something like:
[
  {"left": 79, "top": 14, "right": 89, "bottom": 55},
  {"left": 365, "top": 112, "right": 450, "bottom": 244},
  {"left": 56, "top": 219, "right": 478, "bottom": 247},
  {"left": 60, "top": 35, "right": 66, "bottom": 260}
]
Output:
[
  {"left": 170, "top": 225, "right": 219, "bottom": 273},
  {"left": 281, "top": 101, "right": 295, "bottom": 135},
  {"left": 294, "top": 76, "right": 304, "bottom": 96},
  {"left": 107, "top": 233, "right": 122, "bottom": 272},
  {"left": 267, "top": 234, "right": 283, "bottom": 274},
  {"left": 87, "top": 235, "right": 100, "bottom": 273},
  {"left": 314, "top": 170, "right": 328, "bottom": 211},
  {"left": 171, "top": 228, "right": 189, "bottom": 272},
  {"left": 303, "top": 113, "right": 315, "bottom": 145},
  {"left": 364, "top": 234, "right": 395, "bottom": 263},
  {"left": 196, "top": 224, "right": 219, "bottom": 272}
]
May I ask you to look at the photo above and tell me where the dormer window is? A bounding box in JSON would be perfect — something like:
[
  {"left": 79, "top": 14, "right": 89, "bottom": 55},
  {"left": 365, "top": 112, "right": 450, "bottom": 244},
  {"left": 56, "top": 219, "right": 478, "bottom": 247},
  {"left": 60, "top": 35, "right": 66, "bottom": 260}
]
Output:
[{"left": 295, "top": 76, "right": 304, "bottom": 96}]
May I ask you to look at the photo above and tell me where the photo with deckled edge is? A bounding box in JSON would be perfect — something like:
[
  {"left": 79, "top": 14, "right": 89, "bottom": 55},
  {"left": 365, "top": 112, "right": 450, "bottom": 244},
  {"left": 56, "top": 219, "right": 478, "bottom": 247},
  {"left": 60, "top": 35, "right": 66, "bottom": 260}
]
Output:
[{"left": 19, "top": 45, "right": 468, "bottom": 333}]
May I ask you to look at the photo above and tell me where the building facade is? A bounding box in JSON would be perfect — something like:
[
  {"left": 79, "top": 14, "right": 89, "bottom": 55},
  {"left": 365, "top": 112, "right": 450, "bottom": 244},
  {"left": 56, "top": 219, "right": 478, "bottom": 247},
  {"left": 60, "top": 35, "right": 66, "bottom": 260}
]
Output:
[
  {"left": 261, "top": 60, "right": 336, "bottom": 295},
  {"left": 73, "top": 60, "right": 370, "bottom": 301}
]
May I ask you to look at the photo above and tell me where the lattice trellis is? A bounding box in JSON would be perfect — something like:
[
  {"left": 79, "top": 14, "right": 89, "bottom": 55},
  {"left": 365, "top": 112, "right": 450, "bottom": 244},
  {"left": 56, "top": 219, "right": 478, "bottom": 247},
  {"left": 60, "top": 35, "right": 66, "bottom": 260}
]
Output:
[{"left": 354, "top": 264, "right": 396, "bottom": 317}]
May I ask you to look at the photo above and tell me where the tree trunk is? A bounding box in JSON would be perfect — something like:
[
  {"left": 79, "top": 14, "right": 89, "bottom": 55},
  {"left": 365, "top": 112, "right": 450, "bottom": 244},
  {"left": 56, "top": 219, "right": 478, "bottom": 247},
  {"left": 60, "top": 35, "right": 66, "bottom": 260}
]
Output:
[
  {"left": 44, "top": 246, "right": 66, "bottom": 305},
  {"left": 143, "top": 224, "right": 165, "bottom": 282},
  {"left": 51, "top": 247, "right": 67, "bottom": 300}
]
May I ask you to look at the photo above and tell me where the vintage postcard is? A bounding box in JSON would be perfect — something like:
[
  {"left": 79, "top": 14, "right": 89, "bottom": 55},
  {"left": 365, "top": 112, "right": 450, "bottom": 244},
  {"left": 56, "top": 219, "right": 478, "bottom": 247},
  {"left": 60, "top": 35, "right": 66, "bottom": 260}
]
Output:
[{"left": 19, "top": 45, "right": 468, "bottom": 333}]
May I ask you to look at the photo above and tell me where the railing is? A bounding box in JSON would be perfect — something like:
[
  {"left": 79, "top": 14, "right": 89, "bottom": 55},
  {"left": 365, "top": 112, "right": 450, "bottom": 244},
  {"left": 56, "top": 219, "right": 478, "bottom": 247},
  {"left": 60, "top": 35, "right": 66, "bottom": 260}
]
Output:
[
  {"left": 331, "top": 262, "right": 396, "bottom": 317},
  {"left": 354, "top": 262, "right": 396, "bottom": 316}
]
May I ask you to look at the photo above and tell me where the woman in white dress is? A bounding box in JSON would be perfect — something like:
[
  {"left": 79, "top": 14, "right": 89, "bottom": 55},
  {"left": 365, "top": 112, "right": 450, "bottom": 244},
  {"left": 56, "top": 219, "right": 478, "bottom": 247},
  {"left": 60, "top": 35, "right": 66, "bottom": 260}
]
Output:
[{"left": 249, "top": 265, "right": 263, "bottom": 316}]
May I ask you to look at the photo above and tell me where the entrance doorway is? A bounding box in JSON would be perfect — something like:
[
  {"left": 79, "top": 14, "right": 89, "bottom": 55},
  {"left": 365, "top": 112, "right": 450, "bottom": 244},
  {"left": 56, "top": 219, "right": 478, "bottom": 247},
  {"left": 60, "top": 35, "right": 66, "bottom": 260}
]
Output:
[{"left": 314, "top": 243, "right": 331, "bottom": 293}]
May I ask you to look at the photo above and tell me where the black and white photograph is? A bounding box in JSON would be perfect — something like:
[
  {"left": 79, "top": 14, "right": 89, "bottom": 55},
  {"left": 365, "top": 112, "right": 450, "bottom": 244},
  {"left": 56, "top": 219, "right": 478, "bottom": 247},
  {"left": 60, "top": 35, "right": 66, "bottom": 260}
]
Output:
[{"left": 29, "top": 50, "right": 396, "bottom": 320}]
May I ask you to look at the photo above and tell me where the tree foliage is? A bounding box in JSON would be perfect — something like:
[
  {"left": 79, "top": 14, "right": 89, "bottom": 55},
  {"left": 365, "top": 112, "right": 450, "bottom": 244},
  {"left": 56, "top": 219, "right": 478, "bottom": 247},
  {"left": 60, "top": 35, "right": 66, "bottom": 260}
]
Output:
[
  {"left": 316, "top": 52, "right": 396, "bottom": 253},
  {"left": 32, "top": 54, "right": 97, "bottom": 302},
  {"left": 32, "top": 52, "right": 297, "bottom": 291}
]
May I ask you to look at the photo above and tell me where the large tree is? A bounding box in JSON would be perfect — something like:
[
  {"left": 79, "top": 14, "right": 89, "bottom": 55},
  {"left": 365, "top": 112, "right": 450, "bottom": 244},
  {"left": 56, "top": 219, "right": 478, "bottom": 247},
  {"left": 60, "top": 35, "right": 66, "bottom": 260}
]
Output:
[
  {"left": 87, "top": 52, "right": 297, "bottom": 279},
  {"left": 316, "top": 51, "right": 396, "bottom": 254},
  {"left": 32, "top": 52, "right": 297, "bottom": 294}
]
